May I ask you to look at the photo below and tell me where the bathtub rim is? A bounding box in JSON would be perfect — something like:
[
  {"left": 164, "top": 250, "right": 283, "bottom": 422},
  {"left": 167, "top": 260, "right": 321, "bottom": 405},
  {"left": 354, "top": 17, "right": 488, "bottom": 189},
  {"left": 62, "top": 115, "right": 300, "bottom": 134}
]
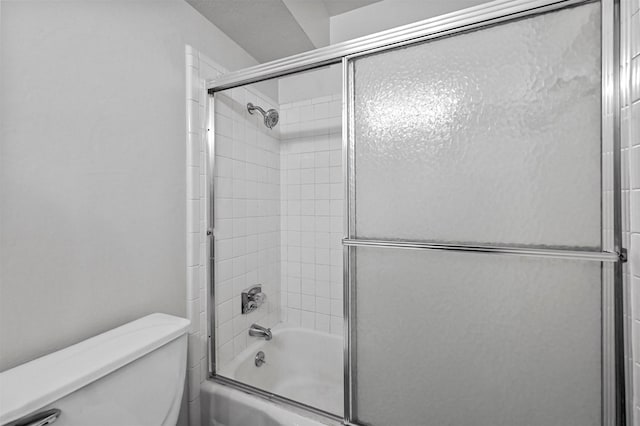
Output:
[{"left": 210, "top": 323, "right": 344, "bottom": 423}]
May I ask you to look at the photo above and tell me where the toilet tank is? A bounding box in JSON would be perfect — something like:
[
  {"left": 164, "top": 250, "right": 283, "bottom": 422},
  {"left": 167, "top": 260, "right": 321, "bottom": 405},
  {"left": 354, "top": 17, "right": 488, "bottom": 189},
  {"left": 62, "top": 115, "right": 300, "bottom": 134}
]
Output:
[{"left": 0, "top": 313, "right": 190, "bottom": 426}]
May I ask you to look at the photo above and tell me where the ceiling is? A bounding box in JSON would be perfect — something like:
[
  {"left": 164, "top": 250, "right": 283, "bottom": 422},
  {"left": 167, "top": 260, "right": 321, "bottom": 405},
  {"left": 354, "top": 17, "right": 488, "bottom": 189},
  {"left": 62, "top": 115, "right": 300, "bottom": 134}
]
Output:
[
  {"left": 322, "top": 0, "right": 383, "bottom": 16},
  {"left": 185, "top": 0, "right": 381, "bottom": 63}
]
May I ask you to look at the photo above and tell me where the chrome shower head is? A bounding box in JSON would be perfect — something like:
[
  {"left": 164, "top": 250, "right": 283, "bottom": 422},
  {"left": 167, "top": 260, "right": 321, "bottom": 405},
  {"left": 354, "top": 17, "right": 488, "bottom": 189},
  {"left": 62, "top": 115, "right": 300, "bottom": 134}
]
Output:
[{"left": 247, "top": 102, "right": 279, "bottom": 129}]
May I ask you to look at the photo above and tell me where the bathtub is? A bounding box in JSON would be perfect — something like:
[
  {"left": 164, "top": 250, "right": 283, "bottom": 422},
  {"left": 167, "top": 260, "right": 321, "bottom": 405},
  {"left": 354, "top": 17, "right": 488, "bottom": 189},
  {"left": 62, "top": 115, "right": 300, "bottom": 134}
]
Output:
[{"left": 201, "top": 325, "right": 343, "bottom": 426}]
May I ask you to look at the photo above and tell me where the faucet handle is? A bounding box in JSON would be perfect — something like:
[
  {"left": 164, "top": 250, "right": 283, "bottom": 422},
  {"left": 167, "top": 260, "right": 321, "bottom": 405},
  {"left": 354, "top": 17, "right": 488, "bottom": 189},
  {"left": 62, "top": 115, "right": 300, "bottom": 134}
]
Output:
[{"left": 253, "top": 292, "right": 267, "bottom": 304}]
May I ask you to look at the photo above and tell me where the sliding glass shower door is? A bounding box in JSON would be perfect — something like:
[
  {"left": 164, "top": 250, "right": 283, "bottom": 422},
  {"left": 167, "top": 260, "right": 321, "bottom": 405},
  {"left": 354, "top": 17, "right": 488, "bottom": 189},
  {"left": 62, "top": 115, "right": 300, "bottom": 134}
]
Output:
[{"left": 344, "top": 2, "right": 618, "bottom": 425}]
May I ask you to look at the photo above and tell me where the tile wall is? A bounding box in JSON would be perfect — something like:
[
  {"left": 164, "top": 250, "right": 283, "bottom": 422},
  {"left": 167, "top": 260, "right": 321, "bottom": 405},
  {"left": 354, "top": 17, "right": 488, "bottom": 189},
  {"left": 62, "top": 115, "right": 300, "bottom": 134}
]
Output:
[
  {"left": 213, "top": 87, "right": 282, "bottom": 369},
  {"left": 278, "top": 95, "right": 344, "bottom": 335},
  {"left": 622, "top": 0, "right": 640, "bottom": 423}
]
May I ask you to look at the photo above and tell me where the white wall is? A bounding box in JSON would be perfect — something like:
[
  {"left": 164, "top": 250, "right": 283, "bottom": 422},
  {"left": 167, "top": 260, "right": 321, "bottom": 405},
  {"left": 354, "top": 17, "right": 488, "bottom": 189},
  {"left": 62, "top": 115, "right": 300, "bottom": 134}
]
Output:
[
  {"left": 278, "top": 65, "right": 341, "bottom": 105},
  {"left": 0, "top": 0, "right": 260, "bottom": 372},
  {"left": 330, "top": 0, "right": 493, "bottom": 44}
]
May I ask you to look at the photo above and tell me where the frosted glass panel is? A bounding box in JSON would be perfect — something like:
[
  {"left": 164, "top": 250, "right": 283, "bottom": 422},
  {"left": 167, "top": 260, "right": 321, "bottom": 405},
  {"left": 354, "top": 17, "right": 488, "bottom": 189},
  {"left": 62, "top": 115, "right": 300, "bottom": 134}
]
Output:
[
  {"left": 352, "top": 3, "right": 601, "bottom": 248},
  {"left": 354, "top": 247, "right": 602, "bottom": 426}
]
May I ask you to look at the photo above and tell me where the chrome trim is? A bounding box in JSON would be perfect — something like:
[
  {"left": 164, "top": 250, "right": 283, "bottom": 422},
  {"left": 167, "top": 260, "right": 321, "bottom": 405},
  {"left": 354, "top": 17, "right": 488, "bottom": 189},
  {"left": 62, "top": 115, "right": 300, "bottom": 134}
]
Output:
[
  {"left": 207, "top": 0, "right": 592, "bottom": 92},
  {"left": 342, "top": 238, "right": 622, "bottom": 262},
  {"left": 206, "top": 94, "right": 216, "bottom": 375},
  {"left": 605, "top": 0, "right": 626, "bottom": 423},
  {"left": 342, "top": 57, "right": 356, "bottom": 423},
  {"left": 211, "top": 376, "right": 343, "bottom": 425},
  {"left": 13, "top": 409, "right": 61, "bottom": 426},
  {"left": 602, "top": 0, "right": 616, "bottom": 423},
  {"left": 601, "top": 0, "right": 625, "bottom": 423}
]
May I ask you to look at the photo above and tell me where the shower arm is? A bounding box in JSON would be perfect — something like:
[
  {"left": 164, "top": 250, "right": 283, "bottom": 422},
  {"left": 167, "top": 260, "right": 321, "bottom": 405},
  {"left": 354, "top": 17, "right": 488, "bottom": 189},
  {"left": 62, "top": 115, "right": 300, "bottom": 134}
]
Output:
[{"left": 247, "top": 103, "right": 266, "bottom": 117}]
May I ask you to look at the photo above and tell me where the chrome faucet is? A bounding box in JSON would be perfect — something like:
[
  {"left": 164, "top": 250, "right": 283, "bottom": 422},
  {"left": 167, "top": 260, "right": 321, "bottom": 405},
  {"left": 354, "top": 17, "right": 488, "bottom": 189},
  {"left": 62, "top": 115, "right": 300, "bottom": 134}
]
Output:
[{"left": 248, "top": 323, "right": 272, "bottom": 341}]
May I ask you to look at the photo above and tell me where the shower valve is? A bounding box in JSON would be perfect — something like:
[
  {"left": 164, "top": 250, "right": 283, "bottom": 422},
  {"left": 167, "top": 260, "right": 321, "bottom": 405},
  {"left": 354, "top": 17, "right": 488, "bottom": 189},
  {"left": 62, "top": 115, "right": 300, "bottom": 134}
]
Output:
[{"left": 241, "top": 285, "right": 266, "bottom": 314}]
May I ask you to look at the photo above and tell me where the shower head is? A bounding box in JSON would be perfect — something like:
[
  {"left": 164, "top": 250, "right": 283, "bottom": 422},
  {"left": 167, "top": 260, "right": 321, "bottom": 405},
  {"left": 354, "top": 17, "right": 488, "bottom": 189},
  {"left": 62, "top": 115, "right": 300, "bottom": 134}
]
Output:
[{"left": 247, "top": 103, "right": 279, "bottom": 129}]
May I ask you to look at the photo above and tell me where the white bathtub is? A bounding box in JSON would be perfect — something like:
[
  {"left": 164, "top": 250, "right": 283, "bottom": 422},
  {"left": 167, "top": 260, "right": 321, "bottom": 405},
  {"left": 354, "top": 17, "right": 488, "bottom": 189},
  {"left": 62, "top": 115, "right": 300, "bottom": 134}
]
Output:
[{"left": 201, "top": 325, "right": 343, "bottom": 425}]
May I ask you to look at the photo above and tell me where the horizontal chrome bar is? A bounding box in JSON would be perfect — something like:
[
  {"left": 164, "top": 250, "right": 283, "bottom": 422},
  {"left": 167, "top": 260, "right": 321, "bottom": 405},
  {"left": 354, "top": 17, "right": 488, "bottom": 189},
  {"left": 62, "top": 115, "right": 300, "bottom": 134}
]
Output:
[
  {"left": 207, "top": 0, "right": 590, "bottom": 92},
  {"left": 342, "top": 239, "right": 622, "bottom": 262}
]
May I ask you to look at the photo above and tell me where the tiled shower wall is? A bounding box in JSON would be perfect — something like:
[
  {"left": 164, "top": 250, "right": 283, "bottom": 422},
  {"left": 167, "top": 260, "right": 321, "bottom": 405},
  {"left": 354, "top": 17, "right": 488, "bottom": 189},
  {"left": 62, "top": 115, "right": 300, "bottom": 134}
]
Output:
[
  {"left": 213, "top": 87, "right": 281, "bottom": 369},
  {"left": 623, "top": 0, "right": 640, "bottom": 423},
  {"left": 279, "top": 95, "right": 344, "bottom": 335}
]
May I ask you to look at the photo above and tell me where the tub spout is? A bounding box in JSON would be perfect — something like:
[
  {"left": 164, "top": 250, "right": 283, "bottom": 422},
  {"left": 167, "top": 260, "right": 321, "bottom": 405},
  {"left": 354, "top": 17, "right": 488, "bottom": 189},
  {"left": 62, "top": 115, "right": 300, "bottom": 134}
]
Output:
[{"left": 248, "top": 324, "right": 272, "bottom": 341}]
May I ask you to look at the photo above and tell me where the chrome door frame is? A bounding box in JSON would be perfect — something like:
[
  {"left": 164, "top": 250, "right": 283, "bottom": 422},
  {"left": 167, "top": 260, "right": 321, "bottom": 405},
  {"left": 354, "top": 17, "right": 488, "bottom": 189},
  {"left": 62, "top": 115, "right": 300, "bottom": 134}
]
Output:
[{"left": 205, "top": 0, "right": 627, "bottom": 424}]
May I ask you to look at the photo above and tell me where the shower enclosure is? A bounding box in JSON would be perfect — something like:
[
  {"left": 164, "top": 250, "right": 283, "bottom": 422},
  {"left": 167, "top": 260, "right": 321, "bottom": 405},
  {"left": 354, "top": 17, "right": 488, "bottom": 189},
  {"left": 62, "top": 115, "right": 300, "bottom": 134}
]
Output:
[{"left": 205, "top": 0, "right": 627, "bottom": 425}]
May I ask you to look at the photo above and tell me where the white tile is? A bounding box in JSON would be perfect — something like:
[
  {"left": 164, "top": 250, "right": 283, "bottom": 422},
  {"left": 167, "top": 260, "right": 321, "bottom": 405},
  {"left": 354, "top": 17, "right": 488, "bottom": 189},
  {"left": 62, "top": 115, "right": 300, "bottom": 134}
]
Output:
[
  {"left": 217, "top": 281, "right": 233, "bottom": 303},
  {"left": 330, "top": 316, "right": 343, "bottom": 336},
  {"left": 632, "top": 233, "right": 640, "bottom": 279},
  {"left": 187, "top": 166, "right": 200, "bottom": 200},
  {"left": 632, "top": 190, "right": 640, "bottom": 233},
  {"left": 300, "top": 153, "right": 315, "bottom": 168},
  {"left": 288, "top": 292, "right": 301, "bottom": 309},
  {"left": 233, "top": 333, "right": 247, "bottom": 357},
  {"left": 187, "top": 266, "right": 199, "bottom": 301},
  {"left": 287, "top": 308, "right": 301, "bottom": 325},
  {"left": 316, "top": 200, "right": 330, "bottom": 216},
  {"left": 316, "top": 184, "right": 330, "bottom": 200},
  {"left": 187, "top": 299, "right": 200, "bottom": 333},
  {"left": 187, "top": 200, "right": 200, "bottom": 233},
  {"left": 331, "top": 279, "right": 343, "bottom": 300},
  {"left": 218, "top": 299, "right": 233, "bottom": 324},
  {"left": 301, "top": 231, "right": 315, "bottom": 247},
  {"left": 217, "top": 319, "right": 234, "bottom": 345},
  {"left": 315, "top": 151, "right": 330, "bottom": 167},
  {"left": 188, "top": 396, "right": 201, "bottom": 426},
  {"left": 330, "top": 183, "right": 342, "bottom": 200},
  {"left": 316, "top": 216, "right": 330, "bottom": 232},
  {"left": 187, "top": 133, "right": 200, "bottom": 167},
  {"left": 329, "top": 150, "right": 341, "bottom": 167},
  {"left": 313, "top": 101, "right": 329, "bottom": 120},
  {"left": 315, "top": 313, "right": 330, "bottom": 332},
  {"left": 187, "top": 233, "right": 200, "bottom": 267},
  {"left": 633, "top": 275, "right": 640, "bottom": 321},
  {"left": 632, "top": 146, "right": 640, "bottom": 189},
  {"left": 315, "top": 167, "right": 330, "bottom": 183},
  {"left": 329, "top": 166, "right": 341, "bottom": 183},
  {"left": 316, "top": 280, "right": 331, "bottom": 298},
  {"left": 633, "top": 11, "right": 640, "bottom": 58},
  {"left": 188, "top": 333, "right": 201, "bottom": 368},
  {"left": 315, "top": 232, "right": 330, "bottom": 248},
  {"left": 301, "top": 294, "right": 315, "bottom": 311},
  {"left": 331, "top": 298, "right": 343, "bottom": 317},
  {"left": 288, "top": 277, "right": 301, "bottom": 293},
  {"left": 187, "top": 100, "right": 199, "bottom": 134},
  {"left": 301, "top": 262, "right": 315, "bottom": 279},
  {"left": 301, "top": 310, "right": 315, "bottom": 329},
  {"left": 316, "top": 297, "right": 331, "bottom": 314},
  {"left": 316, "top": 248, "right": 330, "bottom": 265}
]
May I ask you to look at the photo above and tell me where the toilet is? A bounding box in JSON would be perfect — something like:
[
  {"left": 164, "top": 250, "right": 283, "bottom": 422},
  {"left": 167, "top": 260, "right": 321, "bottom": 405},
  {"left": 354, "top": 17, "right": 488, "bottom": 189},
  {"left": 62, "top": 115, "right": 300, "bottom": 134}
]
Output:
[{"left": 0, "top": 313, "right": 190, "bottom": 426}]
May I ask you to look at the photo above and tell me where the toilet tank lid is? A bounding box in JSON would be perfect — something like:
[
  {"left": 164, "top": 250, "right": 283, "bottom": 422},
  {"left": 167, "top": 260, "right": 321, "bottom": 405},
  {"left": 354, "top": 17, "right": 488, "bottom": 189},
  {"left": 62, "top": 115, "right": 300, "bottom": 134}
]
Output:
[{"left": 0, "top": 313, "right": 190, "bottom": 425}]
